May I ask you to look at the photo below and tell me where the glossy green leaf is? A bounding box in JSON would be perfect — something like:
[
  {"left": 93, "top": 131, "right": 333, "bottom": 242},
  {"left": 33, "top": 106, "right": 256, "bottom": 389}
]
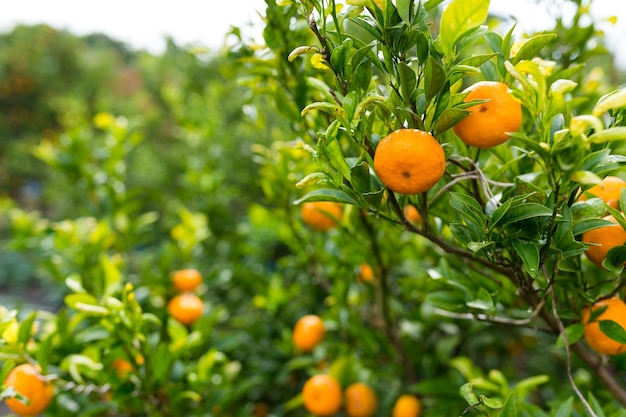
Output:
[
  {"left": 293, "top": 188, "right": 358, "bottom": 206},
  {"left": 511, "top": 33, "right": 557, "bottom": 64},
  {"left": 491, "top": 203, "right": 554, "bottom": 227},
  {"left": 439, "top": 0, "right": 490, "bottom": 56},
  {"left": 511, "top": 239, "right": 540, "bottom": 278}
]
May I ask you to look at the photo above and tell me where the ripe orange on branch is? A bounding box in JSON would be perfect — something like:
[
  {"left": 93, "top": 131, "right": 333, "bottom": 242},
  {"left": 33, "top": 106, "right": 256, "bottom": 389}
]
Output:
[
  {"left": 392, "top": 394, "right": 422, "bottom": 417},
  {"left": 171, "top": 268, "right": 203, "bottom": 292},
  {"left": 582, "top": 297, "right": 626, "bottom": 355},
  {"left": 4, "top": 363, "right": 55, "bottom": 416},
  {"left": 167, "top": 293, "right": 204, "bottom": 326},
  {"left": 578, "top": 176, "right": 626, "bottom": 209},
  {"left": 293, "top": 314, "right": 325, "bottom": 352},
  {"left": 581, "top": 215, "right": 626, "bottom": 268},
  {"left": 302, "top": 374, "right": 342, "bottom": 416},
  {"left": 453, "top": 81, "right": 522, "bottom": 148},
  {"left": 344, "top": 382, "right": 378, "bottom": 417},
  {"left": 373, "top": 129, "right": 446, "bottom": 195},
  {"left": 301, "top": 201, "right": 343, "bottom": 231}
]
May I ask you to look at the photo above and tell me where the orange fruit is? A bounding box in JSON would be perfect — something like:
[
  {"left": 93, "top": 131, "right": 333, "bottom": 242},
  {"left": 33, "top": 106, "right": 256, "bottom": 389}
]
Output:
[
  {"left": 301, "top": 201, "right": 343, "bottom": 231},
  {"left": 293, "top": 314, "right": 325, "bottom": 352},
  {"left": 392, "top": 394, "right": 422, "bottom": 417},
  {"left": 356, "top": 263, "right": 375, "bottom": 283},
  {"left": 581, "top": 215, "right": 626, "bottom": 268},
  {"left": 112, "top": 358, "right": 133, "bottom": 378},
  {"left": 578, "top": 176, "right": 626, "bottom": 209},
  {"left": 171, "top": 268, "right": 203, "bottom": 292},
  {"left": 4, "top": 363, "right": 55, "bottom": 416},
  {"left": 167, "top": 293, "right": 204, "bottom": 326},
  {"left": 302, "top": 374, "right": 342, "bottom": 416},
  {"left": 453, "top": 81, "right": 522, "bottom": 148},
  {"left": 403, "top": 204, "right": 422, "bottom": 225},
  {"left": 344, "top": 382, "right": 378, "bottom": 417},
  {"left": 582, "top": 297, "right": 626, "bottom": 355},
  {"left": 373, "top": 129, "right": 446, "bottom": 195}
]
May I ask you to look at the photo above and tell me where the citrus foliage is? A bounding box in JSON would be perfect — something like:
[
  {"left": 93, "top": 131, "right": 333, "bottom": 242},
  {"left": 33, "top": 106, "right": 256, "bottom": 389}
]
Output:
[{"left": 1, "top": 0, "right": 626, "bottom": 416}]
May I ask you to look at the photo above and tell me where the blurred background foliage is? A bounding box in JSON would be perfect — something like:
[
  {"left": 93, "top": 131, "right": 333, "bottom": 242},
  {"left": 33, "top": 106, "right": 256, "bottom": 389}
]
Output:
[{"left": 0, "top": 0, "right": 625, "bottom": 415}]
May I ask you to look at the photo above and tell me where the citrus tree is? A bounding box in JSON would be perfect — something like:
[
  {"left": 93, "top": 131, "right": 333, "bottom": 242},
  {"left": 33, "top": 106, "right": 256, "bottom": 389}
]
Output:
[
  {"left": 2, "top": 0, "right": 626, "bottom": 416},
  {"left": 243, "top": 0, "right": 626, "bottom": 415}
]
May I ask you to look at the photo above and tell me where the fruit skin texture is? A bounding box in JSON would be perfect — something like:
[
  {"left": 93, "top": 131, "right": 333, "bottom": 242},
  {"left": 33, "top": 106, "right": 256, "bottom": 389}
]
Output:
[
  {"left": 171, "top": 268, "right": 203, "bottom": 292},
  {"left": 582, "top": 297, "right": 626, "bottom": 355},
  {"left": 302, "top": 374, "right": 342, "bottom": 417},
  {"left": 578, "top": 176, "right": 626, "bottom": 209},
  {"left": 293, "top": 314, "right": 325, "bottom": 352},
  {"left": 301, "top": 201, "right": 343, "bottom": 231},
  {"left": 167, "top": 293, "right": 204, "bottom": 326},
  {"left": 392, "top": 394, "right": 422, "bottom": 417},
  {"left": 4, "top": 363, "right": 55, "bottom": 416},
  {"left": 344, "top": 382, "right": 378, "bottom": 417},
  {"left": 453, "top": 81, "right": 522, "bottom": 148},
  {"left": 581, "top": 215, "right": 626, "bottom": 268},
  {"left": 373, "top": 129, "right": 446, "bottom": 195}
]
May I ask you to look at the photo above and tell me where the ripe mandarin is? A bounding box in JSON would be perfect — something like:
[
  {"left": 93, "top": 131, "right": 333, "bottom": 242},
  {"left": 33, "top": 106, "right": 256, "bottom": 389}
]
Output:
[
  {"left": 403, "top": 204, "right": 422, "bottom": 225},
  {"left": 344, "top": 382, "right": 378, "bottom": 417},
  {"left": 578, "top": 176, "right": 626, "bottom": 209},
  {"left": 357, "top": 263, "right": 375, "bottom": 283},
  {"left": 581, "top": 215, "right": 626, "bottom": 268},
  {"left": 293, "top": 314, "right": 325, "bottom": 352},
  {"left": 171, "top": 268, "right": 203, "bottom": 292},
  {"left": 582, "top": 297, "right": 626, "bottom": 355},
  {"left": 167, "top": 293, "right": 204, "bottom": 326},
  {"left": 302, "top": 374, "right": 342, "bottom": 416},
  {"left": 301, "top": 201, "right": 343, "bottom": 231},
  {"left": 4, "top": 364, "right": 55, "bottom": 417},
  {"left": 392, "top": 394, "right": 422, "bottom": 417},
  {"left": 373, "top": 129, "right": 446, "bottom": 195},
  {"left": 453, "top": 81, "right": 522, "bottom": 148}
]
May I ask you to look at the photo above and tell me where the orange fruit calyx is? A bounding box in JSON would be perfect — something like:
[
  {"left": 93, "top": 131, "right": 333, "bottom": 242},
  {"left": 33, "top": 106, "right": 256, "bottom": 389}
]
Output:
[
  {"left": 373, "top": 129, "right": 446, "bottom": 195},
  {"left": 453, "top": 81, "right": 522, "bottom": 148}
]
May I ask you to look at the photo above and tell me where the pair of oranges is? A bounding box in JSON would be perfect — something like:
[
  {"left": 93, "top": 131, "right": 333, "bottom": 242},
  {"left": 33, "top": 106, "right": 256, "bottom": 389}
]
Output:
[
  {"left": 373, "top": 81, "right": 522, "bottom": 196},
  {"left": 579, "top": 175, "right": 626, "bottom": 268},
  {"left": 302, "top": 374, "right": 421, "bottom": 417},
  {"left": 167, "top": 268, "right": 205, "bottom": 326}
]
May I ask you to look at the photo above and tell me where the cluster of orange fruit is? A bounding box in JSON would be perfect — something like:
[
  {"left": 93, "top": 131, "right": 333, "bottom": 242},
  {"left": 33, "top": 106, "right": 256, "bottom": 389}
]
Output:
[
  {"left": 3, "top": 363, "right": 55, "bottom": 416},
  {"left": 373, "top": 81, "right": 522, "bottom": 196},
  {"left": 167, "top": 268, "right": 205, "bottom": 326},
  {"left": 578, "top": 175, "right": 626, "bottom": 356},
  {"left": 292, "top": 314, "right": 421, "bottom": 416}
]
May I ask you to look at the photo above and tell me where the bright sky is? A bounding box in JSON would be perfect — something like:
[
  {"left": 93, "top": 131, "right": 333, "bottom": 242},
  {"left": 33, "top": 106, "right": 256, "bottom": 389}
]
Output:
[{"left": 0, "top": 0, "right": 624, "bottom": 66}]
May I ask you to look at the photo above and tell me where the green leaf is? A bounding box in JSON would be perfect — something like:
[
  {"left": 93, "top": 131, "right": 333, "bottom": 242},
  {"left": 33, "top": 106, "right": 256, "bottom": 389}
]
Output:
[
  {"left": 491, "top": 203, "right": 554, "bottom": 227},
  {"left": 555, "top": 323, "right": 584, "bottom": 347},
  {"left": 350, "top": 161, "right": 371, "bottom": 193},
  {"left": 554, "top": 397, "right": 574, "bottom": 417},
  {"left": 439, "top": 0, "right": 490, "bottom": 57},
  {"left": 587, "top": 392, "right": 607, "bottom": 417},
  {"left": 511, "top": 239, "right": 540, "bottom": 278},
  {"left": 65, "top": 294, "right": 109, "bottom": 316},
  {"left": 17, "top": 312, "right": 37, "bottom": 345},
  {"left": 593, "top": 88, "right": 626, "bottom": 117},
  {"left": 398, "top": 62, "right": 417, "bottom": 102},
  {"left": 574, "top": 218, "right": 619, "bottom": 237},
  {"left": 449, "top": 192, "right": 486, "bottom": 230},
  {"left": 511, "top": 33, "right": 557, "bottom": 64},
  {"left": 424, "top": 56, "right": 446, "bottom": 103},
  {"left": 588, "top": 127, "right": 626, "bottom": 144},
  {"left": 293, "top": 188, "right": 358, "bottom": 206},
  {"left": 466, "top": 288, "right": 495, "bottom": 312},
  {"left": 459, "top": 382, "right": 479, "bottom": 404},
  {"left": 512, "top": 375, "right": 549, "bottom": 399},
  {"left": 435, "top": 107, "right": 467, "bottom": 134},
  {"left": 599, "top": 320, "right": 626, "bottom": 344},
  {"left": 604, "top": 246, "right": 626, "bottom": 274},
  {"left": 101, "top": 255, "right": 122, "bottom": 297},
  {"left": 502, "top": 393, "right": 518, "bottom": 417}
]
